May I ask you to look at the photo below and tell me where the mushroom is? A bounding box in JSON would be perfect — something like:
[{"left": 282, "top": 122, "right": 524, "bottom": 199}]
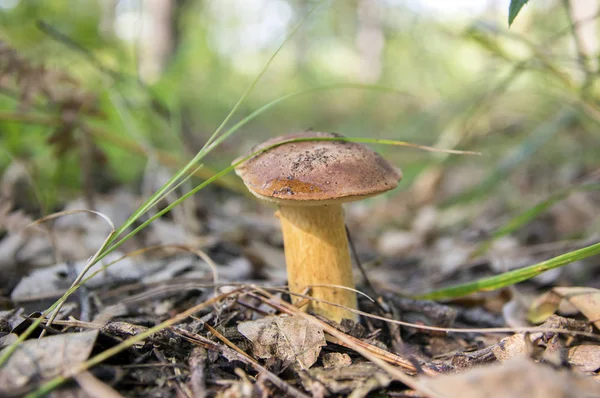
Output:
[{"left": 234, "top": 132, "right": 402, "bottom": 322}]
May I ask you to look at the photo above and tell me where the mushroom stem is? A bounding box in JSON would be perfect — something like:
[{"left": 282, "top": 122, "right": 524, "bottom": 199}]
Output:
[{"left": 277, "top": 204, "right": 357, "bottom": 322}]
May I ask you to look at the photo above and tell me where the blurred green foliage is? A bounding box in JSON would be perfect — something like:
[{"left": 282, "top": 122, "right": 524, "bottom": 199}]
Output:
[{"left": 0, "top": 0, "right": 598, "bottom": 223}]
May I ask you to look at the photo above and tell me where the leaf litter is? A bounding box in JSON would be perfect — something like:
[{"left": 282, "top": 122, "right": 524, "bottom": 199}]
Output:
[
  {"left": 0, "top": 330, "right": 99, "bottom": 395},
  {"left": 238, "top": 314, "right": 326, "bottom": 370},
  {"left": 0, "top": 185, "right": 600, "bottom": 396}
]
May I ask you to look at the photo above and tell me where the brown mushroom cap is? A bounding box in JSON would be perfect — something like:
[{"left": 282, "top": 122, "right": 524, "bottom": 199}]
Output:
[{"left": 234, "top": 132, "right": 402, "bottom": 206}]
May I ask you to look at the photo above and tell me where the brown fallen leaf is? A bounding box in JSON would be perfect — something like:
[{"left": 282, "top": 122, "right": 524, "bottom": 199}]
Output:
[
  {"left": 0, "top": 330, "right": 99, "bottom": 395},
  {"left": 420, "top": 357, "right": 600, "bottom": 398},
  {"left": 528, "top": 290, "right": 564, "bottom": 324},
  {"left": 554, "top": 287, "right": 600, "bottom": 330},
  {"left": 529, "top": 287, "right": 600, "bottom": 329},
  {"left": 569, "top": 345, "right": 600, "bottom": 373},
  {"left": 492, "top": 333, "right": 529, "bottom": 362},
  {"left": 237, "top": 314, "right": 326, "bottom": 370}
]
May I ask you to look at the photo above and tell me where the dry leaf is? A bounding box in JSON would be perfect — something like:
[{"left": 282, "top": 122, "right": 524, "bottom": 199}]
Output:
[
  {"left": 420, "top": 357, "right": 600, "bottom": 398},
  {"left": 569, "top": 345, "right": 600, "bottom": 373},
  {"left": 237, "top": 314, "right": 326, "bottom": 370},
  {"left": 0, "top": 330, "right": 99, "bottom": 395},
  {"left": 530, "top": 287, "right": 600, "bottom": 329},
  {"left": 492, "top": 333, "right": 529, "bottom": 362},
  {"left": 528, "top": 290, "right": 563, "bottom": 324},
  {"left": 553, "top": 287, "right": 600, "bottom": 330}
]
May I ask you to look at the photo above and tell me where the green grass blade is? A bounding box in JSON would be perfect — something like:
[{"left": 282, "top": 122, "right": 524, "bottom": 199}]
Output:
[
  {"left": 99, "top": 83, "right": 416, "bottom": 261},
  {"left": 508, "top": 0, "right": 530, "bottom": 27},
  {"left": 473, "top": 182, "right": 600, "bottom": 257},
  {"left": 200, "top": 1, "right": 325, "bottom": 151},
  {"left": 415, "top": 240, "right": 600, "bottom": 301},
  {"left": 103, "top": 1, "right": 326, "bottom": 246},
  {"left": 96, "top": 133, "right": 467, "bottom": 262},
  {"left": 198, "top": 83, "right": 415, "bottom": 158},
  {"left": 441, "top": 108, "right": 574, "bottom": 208}
]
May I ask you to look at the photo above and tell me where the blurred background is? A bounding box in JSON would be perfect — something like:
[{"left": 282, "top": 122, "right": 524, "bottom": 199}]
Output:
[{"left": 0, "top": 0, "right": 599, "bottom": 261}]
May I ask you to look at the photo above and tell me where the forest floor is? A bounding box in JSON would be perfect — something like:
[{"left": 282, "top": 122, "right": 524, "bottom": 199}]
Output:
[{"left": 1, "top": 182, "right": 600, "bottom": 397}]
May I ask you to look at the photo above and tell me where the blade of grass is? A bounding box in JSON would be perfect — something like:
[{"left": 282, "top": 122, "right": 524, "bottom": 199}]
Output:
[
  {"left": 103, "top": 1, "right": 327, "bottom": 249},
  {"left": 25, "top": 288, "right": 245, "bottom": 398},
  {"left": 414, "top": 240, "right": 600, "bottom": 301},
  {"left": 509, "top": 0, "right": 530, "bottom": 27},
  {"left": 441, "top": 108, "right": 574, "bottom": 208},
  {"left": 87, "top": 83, "right": 424, "bottom": 265},
  {"left": 472, "top": 182, "right": 600, "bottom": 257},
  {"left": 96, "top": 135, "right": 476, "bottom": 264},
  {"left": 201, "top": 2, "right": 325, "bottom": 151},
  {"left": 35, "top": 210, "right": 116, "bottom": 338}
]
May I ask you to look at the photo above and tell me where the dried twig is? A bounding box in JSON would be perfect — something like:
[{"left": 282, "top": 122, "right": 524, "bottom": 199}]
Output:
[{"left": 187, "top": 347, "right": 208, "bottom": 398}]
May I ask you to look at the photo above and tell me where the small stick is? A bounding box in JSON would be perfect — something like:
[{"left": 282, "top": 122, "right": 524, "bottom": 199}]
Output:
[
  {"left": 204, "top": 324, "right": 256, "bottom": 363},
  {"left": 346, "top": 225, "right": 379, "bottom": 300},
  {"left": 188, "top": 347, "right": 208, "bottom": 398}
]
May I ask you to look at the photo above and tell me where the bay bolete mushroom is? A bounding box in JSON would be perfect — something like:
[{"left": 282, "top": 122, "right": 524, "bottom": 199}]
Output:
[{"left": 234, "top": 132, "right": 402, "bottom": 322}]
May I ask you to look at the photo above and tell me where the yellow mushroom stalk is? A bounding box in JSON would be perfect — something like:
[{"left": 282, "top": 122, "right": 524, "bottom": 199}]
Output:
[
  {"left": 278, "top": 204, "right": 356, "bottom": 321},
  {"left": 234, "top": 132, "right": 402, "bottom": 323}
]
